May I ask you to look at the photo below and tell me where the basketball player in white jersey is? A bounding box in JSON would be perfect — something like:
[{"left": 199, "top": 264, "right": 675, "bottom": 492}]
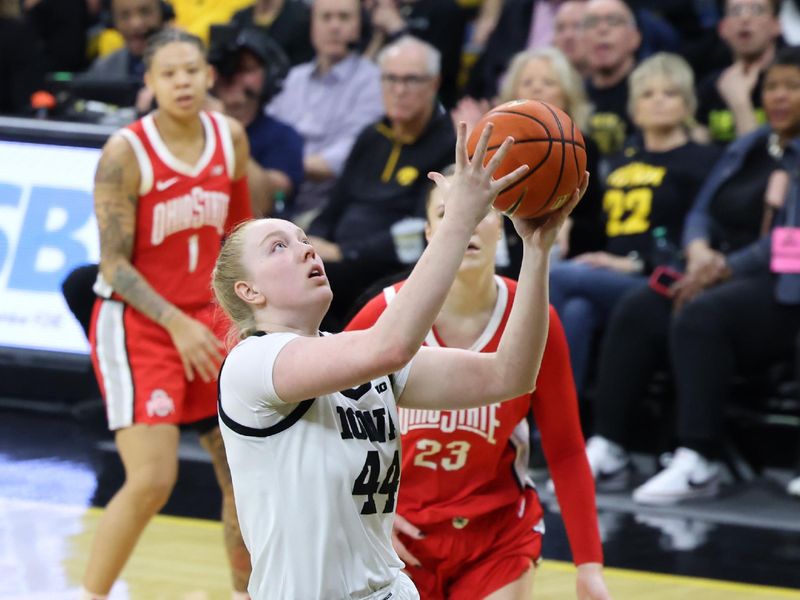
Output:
[{"left": 212, "top": 122, "right": 588, "bottom": 599}]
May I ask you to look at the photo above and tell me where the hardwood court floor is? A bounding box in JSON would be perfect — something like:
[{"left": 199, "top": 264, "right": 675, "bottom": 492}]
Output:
[
  {"left": 5, "top": 500, "right": 799, "bottom": 600},
  {"left": 1, "top": 407, "right": 800, "bottom": 599}
]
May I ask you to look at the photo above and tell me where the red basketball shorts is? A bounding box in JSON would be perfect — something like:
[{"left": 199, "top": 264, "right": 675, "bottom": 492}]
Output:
[
  {"left": 399, "top": 488, "right": 544, "bottom": 600},
  {"left": 90, "top": 300, "right": 230, "bottom": 430}
]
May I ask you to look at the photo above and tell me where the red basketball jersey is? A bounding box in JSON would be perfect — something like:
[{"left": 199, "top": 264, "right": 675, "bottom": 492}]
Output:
[
  {"left": 349, "top": 277, "right": 531, "bottom": 524},
  {"left": 96, "top": 111, "right": 250, "bottom": 309},
  {"left": 346, "top": 276, "right": 603, "bottom": 565}
]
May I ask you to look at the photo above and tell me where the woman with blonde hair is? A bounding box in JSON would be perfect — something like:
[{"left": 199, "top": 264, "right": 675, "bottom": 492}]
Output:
[
  {"left": 549, "top": 52, "right": 721, "bottom": 398},
  {"left": 498, "top": 46, "right": 591, "bottom": 132},
  {"left": 453, "top": 46, "right": 604, "bottom": 271},
  {"left": 588, "top": 45, "right": 800, "bottom": 505}
]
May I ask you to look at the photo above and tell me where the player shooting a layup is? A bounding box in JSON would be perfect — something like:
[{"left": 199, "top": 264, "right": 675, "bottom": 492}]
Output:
[{"left": 212, "top": 121, "right": 586, "bottom": 599}]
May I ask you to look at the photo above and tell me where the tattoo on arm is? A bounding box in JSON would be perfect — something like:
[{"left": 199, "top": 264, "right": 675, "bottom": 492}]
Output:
[
  {"left": 94, "top": 159, "right": 123, "bottom": 186},
  {"left": 95, "top": 144, "right": 176, "bottom": 327}
]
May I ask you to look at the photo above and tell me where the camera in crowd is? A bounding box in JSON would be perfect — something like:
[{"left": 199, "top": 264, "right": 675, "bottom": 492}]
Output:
[{"left": 208, "top": 24, "right": 290, "bottom": 105}]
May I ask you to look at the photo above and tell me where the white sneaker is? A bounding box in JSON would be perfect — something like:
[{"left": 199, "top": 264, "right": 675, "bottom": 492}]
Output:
[
  {"left": 788, "top": 475, "right": 800, "bottom": 498},
  {"left": 633, "top": 447, "right": 720, "bottom": 505},
  {"left": 585, "top": 435, "right": 632, "bottom": 491}
]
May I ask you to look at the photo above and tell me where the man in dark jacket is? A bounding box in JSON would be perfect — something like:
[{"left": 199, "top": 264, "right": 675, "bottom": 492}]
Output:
[{"left": 308, "top": 35, "right": 455, "bottom": 330}]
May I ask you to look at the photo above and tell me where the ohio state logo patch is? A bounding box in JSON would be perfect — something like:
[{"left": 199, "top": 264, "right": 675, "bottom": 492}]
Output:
[{"left": 146, "top": 389, "right": 175, "bottom": 418}]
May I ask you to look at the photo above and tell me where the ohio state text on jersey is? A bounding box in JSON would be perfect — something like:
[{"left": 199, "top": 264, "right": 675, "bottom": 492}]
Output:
[{"left": 95, "top": 110, "right": 238, "bottom": 309}]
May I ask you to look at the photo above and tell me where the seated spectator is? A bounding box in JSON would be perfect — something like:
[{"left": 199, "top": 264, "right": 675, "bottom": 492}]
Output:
[
  {"left": 210, "top": 26, "right": 304, "bottom": 216},
  {"left": 582, "top": 0, "right": 641, "bottom": 156},
  {"left": 86, "top": 0, "right": 171, "bottom": 63},
  {"left": 75, "top": 0, "right": 171, "bottom": 116},
  {"left": 268, "top": 0, "right": 383, "bottom": 225},
  {"left": 695, "top": 0, "right": 781, "bottom": 144},
  {"left": 586, "top": 46, "right": 800, "bottom": 505},
  {"left": 363, "top": 0, "right": 467, "bottom": 108},
  {"left": 554, "top": 0, "right": 590, "bottom": 75},
  {"left": 307, "top": 35, "right": 455, "bottom": 331},
  {"left": 80, "top": 0, "right": 165, "bottom": 83},
  {"left": 453, "top": 46, "right": 604, "bottom": 273},
  {"left": 0, "top": 0, "right": 45, "bottom": 115},
  {"left": 230, "top": 0, "right": 314, "bottom": 66},
  {"left": 549, "top": 52, "right": 720, "bottom": 397}
]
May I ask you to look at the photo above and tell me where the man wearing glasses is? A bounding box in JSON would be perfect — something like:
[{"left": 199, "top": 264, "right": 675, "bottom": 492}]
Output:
[
  {"left": 307, "top": 35, "right": 456, "bottom": 331},
  {"left": 582, "top": 0, "right": 642, "bottom": 157},
  {"left": 695, "top": 0, "right": 782, "bottom": 144}
]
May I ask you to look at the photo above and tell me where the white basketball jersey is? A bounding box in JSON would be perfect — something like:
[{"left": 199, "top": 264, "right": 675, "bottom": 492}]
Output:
[{"left": 218, "top": 332, "right": 412, "bottom": 600}]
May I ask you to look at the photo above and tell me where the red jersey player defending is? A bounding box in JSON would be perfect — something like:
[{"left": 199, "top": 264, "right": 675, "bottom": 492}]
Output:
[
  {"left": 347, "top": 174, "right": 611, "bottom": 600},
  {"left": 83, "top": 29, "right": 253, "bottom": 600}
]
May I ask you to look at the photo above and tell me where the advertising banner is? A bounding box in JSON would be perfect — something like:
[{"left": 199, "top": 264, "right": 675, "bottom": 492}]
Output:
[{"left": 0, "top": 141, "right": 100, "bottom": 356}]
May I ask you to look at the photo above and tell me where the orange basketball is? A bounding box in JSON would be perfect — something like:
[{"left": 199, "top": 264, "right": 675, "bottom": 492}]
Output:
[{"left": 467, "top": 99, "right": 587, "bottom": 219}]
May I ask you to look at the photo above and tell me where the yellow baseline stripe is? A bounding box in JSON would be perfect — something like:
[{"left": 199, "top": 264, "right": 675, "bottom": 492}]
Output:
[{"left": 543, "top": 559, "right": 800, "bottom": 597}]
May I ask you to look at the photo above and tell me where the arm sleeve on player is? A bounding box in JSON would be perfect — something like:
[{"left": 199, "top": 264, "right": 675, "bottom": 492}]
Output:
[
  {"left": 533, "top": 307, "right": 604, "bottom": 565},
  {"left": 225, "top": 175, "right": 254, "bottom": 234}
]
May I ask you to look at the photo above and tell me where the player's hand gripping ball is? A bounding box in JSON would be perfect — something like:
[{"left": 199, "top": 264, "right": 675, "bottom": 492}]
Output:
[{"left": 467, "top": 99, "right": 587, "bottom": 218}]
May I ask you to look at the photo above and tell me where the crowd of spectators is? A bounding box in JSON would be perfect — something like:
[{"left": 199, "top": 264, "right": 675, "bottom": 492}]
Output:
[{"left": 4, "top": 0, "right": 800, "bottom": 503}]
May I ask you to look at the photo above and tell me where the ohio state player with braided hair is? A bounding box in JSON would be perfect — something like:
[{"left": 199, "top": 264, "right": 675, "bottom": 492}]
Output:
[{"left": 346, "top": 172, "right": 610, "bottom": 600}]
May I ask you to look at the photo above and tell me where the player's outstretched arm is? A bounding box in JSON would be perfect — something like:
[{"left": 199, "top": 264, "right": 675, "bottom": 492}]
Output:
[
  {"left": 398, "top": 175, "right": 588, "bottom": 410},
  {"left": 271, "top": 123, "right": 529, "bottom": 404},
  {"left": 94, "top": 135, "right": 223, "bottom": 382}
]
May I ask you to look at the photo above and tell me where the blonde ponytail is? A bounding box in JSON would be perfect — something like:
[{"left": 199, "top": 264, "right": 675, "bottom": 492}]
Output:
[{"left": 212, "top": 220, "right": 259, "bottom": 345}]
